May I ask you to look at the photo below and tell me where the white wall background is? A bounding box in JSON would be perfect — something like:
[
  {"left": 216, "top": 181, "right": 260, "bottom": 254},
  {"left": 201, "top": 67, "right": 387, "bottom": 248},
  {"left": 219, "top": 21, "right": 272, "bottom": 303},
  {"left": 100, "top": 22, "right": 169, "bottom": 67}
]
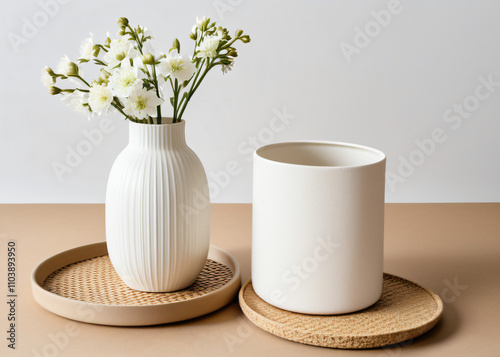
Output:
[{"left": 1, "top": 0, "right": 499, "bottom": 203}]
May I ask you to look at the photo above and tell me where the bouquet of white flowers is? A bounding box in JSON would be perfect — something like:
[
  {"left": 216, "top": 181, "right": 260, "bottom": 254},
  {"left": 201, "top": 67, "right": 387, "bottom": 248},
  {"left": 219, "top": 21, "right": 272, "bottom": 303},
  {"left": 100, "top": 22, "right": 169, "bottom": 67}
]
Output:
[{"left": 41, "top": 16, "right": 250, "bottom": 124}]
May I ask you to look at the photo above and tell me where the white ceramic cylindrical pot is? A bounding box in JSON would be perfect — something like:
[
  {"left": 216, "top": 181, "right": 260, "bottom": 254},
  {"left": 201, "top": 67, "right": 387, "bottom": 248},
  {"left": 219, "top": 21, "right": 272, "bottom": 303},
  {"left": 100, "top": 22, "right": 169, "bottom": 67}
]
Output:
[
  {"left": 252, "top": 141, "right": 386, "bottom": 314},
  {"left": 106, "top": 119, "right": 210, "bottom": 292}
]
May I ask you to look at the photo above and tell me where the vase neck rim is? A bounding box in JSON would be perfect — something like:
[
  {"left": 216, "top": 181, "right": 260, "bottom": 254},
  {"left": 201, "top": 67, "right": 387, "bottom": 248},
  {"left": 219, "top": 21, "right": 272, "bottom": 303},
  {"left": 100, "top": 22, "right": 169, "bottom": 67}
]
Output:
[
  {"left": 129, "top": 118, "right": 184, "bottom": 126},
  {"left": 128, "top": 118, "right": 186, "bottom": 149}
]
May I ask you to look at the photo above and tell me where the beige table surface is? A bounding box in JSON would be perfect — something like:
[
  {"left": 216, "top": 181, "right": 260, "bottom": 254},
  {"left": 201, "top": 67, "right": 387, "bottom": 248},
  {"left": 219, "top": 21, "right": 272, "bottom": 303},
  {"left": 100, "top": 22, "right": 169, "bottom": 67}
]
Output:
[{"left": 0, "top": 203, "right": 499, "bottom": 356}]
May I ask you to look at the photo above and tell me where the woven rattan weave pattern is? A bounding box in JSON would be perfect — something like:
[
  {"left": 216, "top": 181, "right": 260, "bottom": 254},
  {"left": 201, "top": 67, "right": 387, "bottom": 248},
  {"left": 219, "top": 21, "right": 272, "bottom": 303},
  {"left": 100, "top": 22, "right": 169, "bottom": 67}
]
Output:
[
  {"left": 43, "top": 255, "right": 234, "bottom": 306},
  {"left": 239, "top": 274, "right": 443, "bottom": 349}
]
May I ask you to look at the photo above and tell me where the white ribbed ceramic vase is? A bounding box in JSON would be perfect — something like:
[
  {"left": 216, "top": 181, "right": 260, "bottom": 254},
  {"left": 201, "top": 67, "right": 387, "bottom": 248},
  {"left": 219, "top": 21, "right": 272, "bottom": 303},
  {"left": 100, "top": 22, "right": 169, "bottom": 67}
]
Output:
[
  {"left": 252, "top": 141, "right": 386, "bottom": 314},
  {"left": 105, "top": 119, "right": 210, "bottom": 292}
]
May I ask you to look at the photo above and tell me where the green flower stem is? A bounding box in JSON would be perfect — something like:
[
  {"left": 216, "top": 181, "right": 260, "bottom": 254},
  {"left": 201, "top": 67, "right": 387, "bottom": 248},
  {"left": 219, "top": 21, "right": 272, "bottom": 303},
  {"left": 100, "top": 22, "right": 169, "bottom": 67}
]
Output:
[
  {"left": 192, "top": 29, "right": 205, "bottom": 58},
  {"left": 175, "top": 58, "right": 206, "bottom": 120},
  {"left": 111, "top": 102, "right": 134, "bottom": 122},
  {"left": 126, "top": 24, "right": 143, "bottom": 53},
  {"left": 151, "top": 63, "right": 161, "bottom": 124},
  {"left": 170, "top": 78, "right": 179, "bottom": 123},
  {"left": 96, "top": 44, "right": 108, "bottom": 53},
  {"left": 177, "top": 59, "right": 212, "bottom": 120},
  {"left": 111, "top": 98, "right": 135, "bottom": 122},
  {"left": 59, "top": 88, "right": 89, "bottom": 93},
  {"left": 125, "top": 24, "right": 163, "bottom": 124},
  {"left": 69, "top": 74, "right": 91, "bottom": 87},
  {"left": 221, "top": 36, "right": 241, "bottom": 50}
]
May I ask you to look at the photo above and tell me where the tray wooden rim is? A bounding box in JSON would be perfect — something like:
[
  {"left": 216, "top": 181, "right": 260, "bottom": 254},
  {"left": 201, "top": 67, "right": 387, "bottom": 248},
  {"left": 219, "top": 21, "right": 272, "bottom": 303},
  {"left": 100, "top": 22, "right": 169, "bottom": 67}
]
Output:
[
  {"left": 239, "top": 274, "right": 443, "bottom": 349},
  {"left": 31, "top": 242, "right": 240, "bottom": 326}
]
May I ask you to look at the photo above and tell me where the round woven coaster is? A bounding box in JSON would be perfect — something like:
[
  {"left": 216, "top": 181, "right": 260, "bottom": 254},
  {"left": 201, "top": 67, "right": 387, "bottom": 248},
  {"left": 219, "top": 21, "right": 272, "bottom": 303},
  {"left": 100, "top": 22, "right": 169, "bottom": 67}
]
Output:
[
  {"left": 239, "top": 274, "right": 443, "bottom": 349},
  {"left": 43, "top": 256, "right": 233, "bottom": 306},
  {"left": 32, "top": 242, "right": 240, "bottom": 326}
]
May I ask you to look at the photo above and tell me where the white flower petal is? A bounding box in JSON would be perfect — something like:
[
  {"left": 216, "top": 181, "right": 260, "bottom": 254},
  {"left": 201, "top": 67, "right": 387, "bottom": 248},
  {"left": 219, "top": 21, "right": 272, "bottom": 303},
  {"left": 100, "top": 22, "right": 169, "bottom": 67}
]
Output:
[
  {"left": 62, "top": 91, "right": 90, "bottom": 114},
  {"left": 56, "top": 55, "right": 72, "bottom": 76},
  {"left": 41, "top": 67, "right": 54, "bottom": 88},
  {"left": 197, "top": 35, "right": 220, "bottom": 59},
  {"left": 79, "top": 33, "right": 94, "bottom": 61},
  {"left": 157, "top": 51, "right": 196, "bottom": 83},
  {"left": 103, "top": 36, "right": 137, "bottom": 68},
  {"left": 142, "top": 27, "right": 154, "bottom": 39},
  {"left": 195, "top": 16, "right": 208, "bottom": 29},
  {"left": 108, "top": 61, "right": 141, "bottom": 98},
  {"left": 88, "top": 84, "right": 113, "bottom": 115},
  {"left": 124, "top": 87, "right": 164, "bottom": 120}
]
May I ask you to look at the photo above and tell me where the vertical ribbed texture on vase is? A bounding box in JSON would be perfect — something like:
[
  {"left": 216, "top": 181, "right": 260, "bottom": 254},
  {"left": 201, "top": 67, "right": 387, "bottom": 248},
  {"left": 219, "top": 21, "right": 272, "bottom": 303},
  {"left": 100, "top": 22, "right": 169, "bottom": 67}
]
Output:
[{"left": 106, "top": 120, "right": 210, "bottom": 292}]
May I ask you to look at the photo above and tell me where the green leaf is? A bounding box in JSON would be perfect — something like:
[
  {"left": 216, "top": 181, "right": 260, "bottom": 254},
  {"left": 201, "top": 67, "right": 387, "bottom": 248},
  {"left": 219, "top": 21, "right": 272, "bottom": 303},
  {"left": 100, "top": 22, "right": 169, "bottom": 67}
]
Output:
[
  {"left": 171, "top": 38, "right": 180, "bottom": 52},
  {"left": 218, "top": 40, "right": 228, "bottom": 50},
  {"left": 93, "top": 59, "right": 107, "bottom": 66}
]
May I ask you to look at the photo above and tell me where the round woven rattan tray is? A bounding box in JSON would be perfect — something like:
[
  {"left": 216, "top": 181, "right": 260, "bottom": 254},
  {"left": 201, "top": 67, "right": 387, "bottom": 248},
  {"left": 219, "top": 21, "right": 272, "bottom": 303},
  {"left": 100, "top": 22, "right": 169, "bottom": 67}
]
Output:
[
  {"left": 32, "top": 242, "right": 240, "bottom": 326},
  {"left": 239, "top": 274, "right": 443, "bottom": 349}
]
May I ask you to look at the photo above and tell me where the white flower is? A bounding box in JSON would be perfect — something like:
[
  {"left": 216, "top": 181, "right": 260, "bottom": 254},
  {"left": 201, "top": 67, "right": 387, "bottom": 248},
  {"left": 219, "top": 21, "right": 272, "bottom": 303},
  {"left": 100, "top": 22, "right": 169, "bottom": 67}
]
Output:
[
  {"left": 79, "top": 33, "right": 94, "bottom": 61},
  {"left": 196, "top": 16, "right": 205, "bottom": 26},
  {"left": 56, "top": 55, "right": 72, "bottom": 75},
  {"left": 99, "top": 68, "right": 110, "bottom": 82},
  {"left": 142, "top": 27, "right": 153, "bottom": 39},
  {"left": 62, "top": 91, "right": 89, "bottom": 114},
  {"left": 197, "top": 34, "right": 221, "bottom": 59},
  {"left": 88, "top": 84, "right": 113, "bottom": 115},
  {"left": 124, "top": 87, "right": 163, "bottom": 120},
  {"left": 157, "top": 50, "right": 196, "bottom": 83},
  {"left": 195, "top": 16, "right": 208, "bottom": 30},
  {"left": 41, "top": 67, "right": 54, "bottom": 88},
  {"left": 108, "top": 61, "right": 141, "bottom": 98},
  {"left": 130, "top": 43, "right": 158, "bottom": 71},
  {"left": 132, "top": 56, "right": 147, "bottom": 71},
  {"left": 103, "top": 37, "right": 138, "bottom": 68}
]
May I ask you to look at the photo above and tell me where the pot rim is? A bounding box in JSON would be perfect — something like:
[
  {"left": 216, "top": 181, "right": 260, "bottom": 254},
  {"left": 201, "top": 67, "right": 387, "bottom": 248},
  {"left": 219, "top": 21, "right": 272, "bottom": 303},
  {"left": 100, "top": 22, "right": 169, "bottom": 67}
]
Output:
[{"left": 255, "top": 140, "right": 386, "bottom": 169}]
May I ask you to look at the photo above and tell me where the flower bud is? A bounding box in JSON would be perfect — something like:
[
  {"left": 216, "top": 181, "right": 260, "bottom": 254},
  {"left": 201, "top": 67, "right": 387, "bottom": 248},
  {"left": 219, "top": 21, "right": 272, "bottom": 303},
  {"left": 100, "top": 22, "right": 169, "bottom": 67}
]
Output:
[
  {"left": 200, "top": 17, "right": 210, "bottom": 31},
  {"left": 68, "top": 62, "right": 79, "bottom": 76},
  {"left": 240, "top": 35, "right": 251, "bottom": 43},
  {"left": 97, "top": 69, "right": 110, "bottom": 84},
  {"left": 117, "top": 17, "right": 129, "bottom": 28},
  {"left": 141, "top": 53, "right": 155, "bottom": 65},
  {"left": 100, "top": 69, "right": 111, "bottom": 79},
  {"left": 45, "top": 66, "right": 56, "bottom": 77},
  {"left": 92, "top": 44, "right": 101, "bottom": 57},
  {"left": 172, "top": 38, "right": 180, "bottom": 52},
  {"left": 50, "top": 86, "right": 62, "bottom": 95},
  {"left": 235, "top": 29, "right": 243, "bottom": 38}
]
